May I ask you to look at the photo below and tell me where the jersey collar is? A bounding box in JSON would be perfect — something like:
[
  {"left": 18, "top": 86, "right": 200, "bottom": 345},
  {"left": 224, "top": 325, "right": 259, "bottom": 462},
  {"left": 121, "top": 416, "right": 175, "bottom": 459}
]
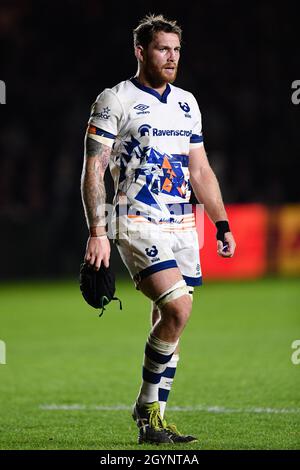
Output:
[{"left": 130, "top": 77, "right": 171, "bottom": 103}]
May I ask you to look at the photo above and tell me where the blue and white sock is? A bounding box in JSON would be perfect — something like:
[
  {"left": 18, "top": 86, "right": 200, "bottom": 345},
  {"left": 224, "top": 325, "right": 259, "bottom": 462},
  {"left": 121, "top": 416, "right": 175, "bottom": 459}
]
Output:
[
  {"left": 158, "top": 354, "right": 179, "bottom": 418},
  {"left": 137, "top": 333, "right": 178, "bottom": 406}
]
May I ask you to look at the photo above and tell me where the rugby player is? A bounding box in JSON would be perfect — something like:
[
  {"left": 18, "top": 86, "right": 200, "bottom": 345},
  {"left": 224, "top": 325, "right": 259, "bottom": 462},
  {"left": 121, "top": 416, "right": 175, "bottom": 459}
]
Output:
[{"left": 81, "top": 14, "right": 236, "bottom": 444}]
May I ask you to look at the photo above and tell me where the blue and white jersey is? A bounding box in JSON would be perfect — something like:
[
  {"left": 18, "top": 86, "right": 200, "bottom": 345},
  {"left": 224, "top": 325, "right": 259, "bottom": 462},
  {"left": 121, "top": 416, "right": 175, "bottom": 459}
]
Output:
[{"left": 87, "top": 78, "right": 203, "bottom": 228}]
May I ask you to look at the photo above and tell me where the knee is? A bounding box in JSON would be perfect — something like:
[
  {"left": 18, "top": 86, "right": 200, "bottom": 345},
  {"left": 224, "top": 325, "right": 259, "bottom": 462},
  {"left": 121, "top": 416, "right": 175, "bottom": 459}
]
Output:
[
  {"left": 163, "top": 295, "right": 192, "bottom": 330},
  {"left": 151, "top": 302, "right": 161, "bottom": 326},
  {"left": 176, "top": 295, "right": 193, "bottom": 324}
]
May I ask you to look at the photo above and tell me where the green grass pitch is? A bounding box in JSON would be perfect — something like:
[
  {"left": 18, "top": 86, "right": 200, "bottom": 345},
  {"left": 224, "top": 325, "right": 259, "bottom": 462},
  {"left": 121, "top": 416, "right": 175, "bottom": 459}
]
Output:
[{"left": 0, "top": 277, "right": 299, "bottom": 450}]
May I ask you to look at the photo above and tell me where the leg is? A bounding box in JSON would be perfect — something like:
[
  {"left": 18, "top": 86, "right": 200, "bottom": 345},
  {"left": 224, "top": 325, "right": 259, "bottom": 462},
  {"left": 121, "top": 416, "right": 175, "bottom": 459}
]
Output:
[
  {"left": 136, "top": 268, "right": 191, "bottom": 405},
  {"left": 139, "top": 267, "right": 192, "bottom": 343},
  {"left": 151, "top": 302, "right": 180, "bottom": 419},
  {"left": 116, "top": 228, "right": 197, "bottom": 442},
  {"left": 151, "top": 301, "right": 180, "bottom": 353},
  {"left": 132, "top": 268, "right": 197, "bottom": 443}
]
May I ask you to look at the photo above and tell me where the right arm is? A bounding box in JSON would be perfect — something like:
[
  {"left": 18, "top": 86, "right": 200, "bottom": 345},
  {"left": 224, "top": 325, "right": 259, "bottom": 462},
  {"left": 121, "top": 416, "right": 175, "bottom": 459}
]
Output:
[
  {"left": 81, "top": 134, "right": 111, "bottom": 269},
  {"left": 189, "top": 145, "right": 236, "bottom": 258}
]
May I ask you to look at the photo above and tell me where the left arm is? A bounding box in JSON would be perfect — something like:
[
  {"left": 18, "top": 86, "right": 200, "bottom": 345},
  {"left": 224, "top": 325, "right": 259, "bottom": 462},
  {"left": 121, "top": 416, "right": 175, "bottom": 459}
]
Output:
[{"left": 189, "top": 145, "right": 236, "bottom": 257}]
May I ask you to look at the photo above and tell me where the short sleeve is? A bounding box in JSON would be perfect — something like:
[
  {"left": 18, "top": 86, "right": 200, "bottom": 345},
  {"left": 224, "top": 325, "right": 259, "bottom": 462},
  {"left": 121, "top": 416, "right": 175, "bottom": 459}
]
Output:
[
  {"left": 189, "top": 95, "right": 204, "bottom": 150},
  {"left": 87, "top": 89, "right": 123, "bottom": 148}
]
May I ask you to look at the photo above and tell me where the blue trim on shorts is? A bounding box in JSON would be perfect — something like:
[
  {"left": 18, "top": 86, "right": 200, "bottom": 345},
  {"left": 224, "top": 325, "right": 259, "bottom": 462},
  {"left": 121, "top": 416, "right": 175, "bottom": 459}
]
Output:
[
  {"left": 138, "top": 260, "right": 178, "bottom": 281},
  {"left": 183, "top": 275, "right": 202, "bottom": 286}
]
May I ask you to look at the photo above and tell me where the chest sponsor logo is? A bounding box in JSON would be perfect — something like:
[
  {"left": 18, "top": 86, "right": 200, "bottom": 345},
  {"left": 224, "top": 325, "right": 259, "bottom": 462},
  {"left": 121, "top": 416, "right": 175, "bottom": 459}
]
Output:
[
  {"left": 138, "top": 124, "right": 152, "bottom": 137},
  {"left": 138, "top": 124, "right": 192, "bottom": 138}
]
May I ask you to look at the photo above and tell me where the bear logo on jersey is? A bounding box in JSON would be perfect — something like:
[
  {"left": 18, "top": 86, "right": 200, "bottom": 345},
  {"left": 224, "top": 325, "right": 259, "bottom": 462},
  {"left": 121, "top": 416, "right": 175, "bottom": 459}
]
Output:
[
  {"left": 178, "top": 102, "right": 190, "bottom": 113},
  {"left": 178, "top": 102, "right": 191, "bottom": 118},
  {"left": 145, "top": 245, "right": 158, "bottom": 257}
]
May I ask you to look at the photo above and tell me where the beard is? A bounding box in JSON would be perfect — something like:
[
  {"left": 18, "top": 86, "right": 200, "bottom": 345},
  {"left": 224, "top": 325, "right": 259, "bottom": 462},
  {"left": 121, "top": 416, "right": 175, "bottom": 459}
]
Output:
[{"left": 143, "top": 61, "right": 178, "bottom": 88}]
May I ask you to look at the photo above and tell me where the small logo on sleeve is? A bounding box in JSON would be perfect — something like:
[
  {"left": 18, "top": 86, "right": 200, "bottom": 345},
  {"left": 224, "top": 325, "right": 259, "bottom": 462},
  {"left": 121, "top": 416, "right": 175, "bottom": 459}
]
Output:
[{"left": 92, "top": 107, "right": 111, "bottom": 120}]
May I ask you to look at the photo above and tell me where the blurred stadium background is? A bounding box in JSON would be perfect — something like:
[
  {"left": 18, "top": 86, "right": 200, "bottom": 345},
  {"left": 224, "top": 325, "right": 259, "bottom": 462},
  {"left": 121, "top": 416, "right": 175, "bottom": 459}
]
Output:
[{"left": 0, "top": 0, "right": 299, "bottom": 450}]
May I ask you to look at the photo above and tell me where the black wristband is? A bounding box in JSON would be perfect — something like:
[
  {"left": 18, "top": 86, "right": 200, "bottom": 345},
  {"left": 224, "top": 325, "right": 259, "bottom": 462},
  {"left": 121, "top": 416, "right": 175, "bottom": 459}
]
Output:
[{"left": 215, "top": 220, "right": 230, "bottom": 242}]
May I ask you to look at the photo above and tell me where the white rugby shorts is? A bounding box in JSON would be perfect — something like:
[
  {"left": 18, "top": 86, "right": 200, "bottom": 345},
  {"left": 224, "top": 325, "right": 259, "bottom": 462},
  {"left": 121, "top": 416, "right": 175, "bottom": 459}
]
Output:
[{"left": 115, "top": 223, "right": 202, "bottom": 288}]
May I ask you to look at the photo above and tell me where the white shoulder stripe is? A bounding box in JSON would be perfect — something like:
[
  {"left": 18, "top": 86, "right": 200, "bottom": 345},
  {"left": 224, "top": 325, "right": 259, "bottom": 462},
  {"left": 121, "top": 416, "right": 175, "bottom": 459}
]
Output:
[{"left": 88, "top": 133, "right": 114, "bottom": 148}]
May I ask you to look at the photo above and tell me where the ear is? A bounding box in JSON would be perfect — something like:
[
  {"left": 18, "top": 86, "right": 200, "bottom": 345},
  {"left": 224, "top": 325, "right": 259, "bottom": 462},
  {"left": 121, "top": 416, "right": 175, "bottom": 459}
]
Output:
[{"left": 135, "top": 45, "right": 145, "bottom": 62}]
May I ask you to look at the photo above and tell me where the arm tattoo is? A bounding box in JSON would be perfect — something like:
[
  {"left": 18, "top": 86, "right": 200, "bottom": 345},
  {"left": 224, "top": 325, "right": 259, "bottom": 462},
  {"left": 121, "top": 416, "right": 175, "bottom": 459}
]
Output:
[
  {"left": 81, "top": 136, "right": 111, "bottom": 229},
  {"left": 85, "top": 136, "right": 111, "bottom": 169}
]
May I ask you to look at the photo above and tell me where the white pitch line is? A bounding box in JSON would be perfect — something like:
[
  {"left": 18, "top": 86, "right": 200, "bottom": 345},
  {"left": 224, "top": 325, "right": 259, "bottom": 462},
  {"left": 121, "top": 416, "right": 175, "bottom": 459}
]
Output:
[{"left": 39, "top": 404, "right": 300, "bottom": 414}]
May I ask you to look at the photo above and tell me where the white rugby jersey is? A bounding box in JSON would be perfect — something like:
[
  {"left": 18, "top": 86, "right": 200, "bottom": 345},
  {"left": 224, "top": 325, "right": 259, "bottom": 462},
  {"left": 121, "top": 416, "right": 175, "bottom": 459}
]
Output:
[{"left": 87, "top": 78, "right": 203, "bottom": 228}]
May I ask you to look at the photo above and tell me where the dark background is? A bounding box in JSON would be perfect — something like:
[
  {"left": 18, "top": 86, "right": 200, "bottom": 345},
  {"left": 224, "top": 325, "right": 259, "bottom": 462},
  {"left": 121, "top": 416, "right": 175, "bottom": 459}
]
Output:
[{"left": 0, "top": 0, "right": 298, "bottom": 279}]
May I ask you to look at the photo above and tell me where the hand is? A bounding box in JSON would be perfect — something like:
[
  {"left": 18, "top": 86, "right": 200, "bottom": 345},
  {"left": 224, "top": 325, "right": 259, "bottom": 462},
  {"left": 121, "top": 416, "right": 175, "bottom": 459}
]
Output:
[
  {"left": 84, "top": 236, "right": 111, "bottom": 270},
  {"left": 217, "top": 232, "right": 236, "bottom": 258}
]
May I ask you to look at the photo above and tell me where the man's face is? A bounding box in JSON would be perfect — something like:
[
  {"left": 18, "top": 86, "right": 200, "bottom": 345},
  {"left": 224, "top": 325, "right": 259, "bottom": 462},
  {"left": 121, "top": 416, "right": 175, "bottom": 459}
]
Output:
[{"left": 141, "top": 31, "right": 181, "bottom": 86}]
